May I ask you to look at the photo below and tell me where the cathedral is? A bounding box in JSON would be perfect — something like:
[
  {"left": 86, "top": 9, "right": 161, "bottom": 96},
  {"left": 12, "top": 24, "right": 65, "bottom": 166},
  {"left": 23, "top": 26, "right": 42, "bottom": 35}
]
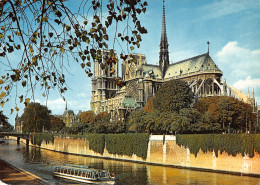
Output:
[{"left": 90, "top": 1, "right": 257, "bottom": 121}]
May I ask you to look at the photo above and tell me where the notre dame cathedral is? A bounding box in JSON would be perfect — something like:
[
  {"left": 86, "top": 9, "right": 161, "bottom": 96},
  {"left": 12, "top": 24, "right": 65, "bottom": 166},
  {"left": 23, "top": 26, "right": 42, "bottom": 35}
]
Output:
[{"left": 90, "top": 1, "right": 257, "bottom": 121}]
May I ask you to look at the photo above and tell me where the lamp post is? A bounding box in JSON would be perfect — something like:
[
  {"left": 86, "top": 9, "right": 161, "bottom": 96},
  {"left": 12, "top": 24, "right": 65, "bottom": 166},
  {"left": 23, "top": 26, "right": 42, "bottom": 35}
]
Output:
[{"left": 228, "top": 122, "right": 231, "bottom": 134}]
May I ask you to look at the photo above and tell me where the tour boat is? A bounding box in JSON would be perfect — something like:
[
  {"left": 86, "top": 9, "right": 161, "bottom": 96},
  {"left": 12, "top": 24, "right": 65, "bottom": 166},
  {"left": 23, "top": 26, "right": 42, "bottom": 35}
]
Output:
[
  {"left": 0, "top": 138, "right": 4, "bottom": 144},
  {"left": 53, "top": 164, "right": 115, "bottom": 184}
]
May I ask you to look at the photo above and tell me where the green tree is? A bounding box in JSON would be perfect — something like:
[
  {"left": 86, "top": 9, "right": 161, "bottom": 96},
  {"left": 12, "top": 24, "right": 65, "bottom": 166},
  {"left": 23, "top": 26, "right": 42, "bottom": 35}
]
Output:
[
  {"left": 0, "top": 111, "right": 13, "bottom": 132},
  {"left": 50, "top": 116, "right": 65, "bottom": 132},
  {"left": 127, "top": 109, "right": 147, "bottom": 132},
  {"left": 0, "top": 0, "right": 148, "bottom": 111},
  {"left": 179, "top": 108, "right": 221, "bottom": 134},
  {"left": 21, "top": 103, "right": 51, "bottom": 133},
  {"left": 95, "top": 111, "right": 110, "bottom": 122},
  {"left": 79, "top": 111, "right": 95, "bottom": 124},
  {"left": 194, "top": 96, "right": 255, "bottom": 132},
  {"left": 153, "top": 79, "right": 194, "bottom": 113},
  {"left": 143, "top": 96, "right": 154, "bottom": 112}
]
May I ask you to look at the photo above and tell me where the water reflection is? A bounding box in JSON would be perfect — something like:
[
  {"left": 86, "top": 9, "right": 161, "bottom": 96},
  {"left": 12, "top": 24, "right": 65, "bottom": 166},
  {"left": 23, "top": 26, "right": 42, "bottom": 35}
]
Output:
[{"left": 0, "top": 139, "right": 259, "bottom": 185}]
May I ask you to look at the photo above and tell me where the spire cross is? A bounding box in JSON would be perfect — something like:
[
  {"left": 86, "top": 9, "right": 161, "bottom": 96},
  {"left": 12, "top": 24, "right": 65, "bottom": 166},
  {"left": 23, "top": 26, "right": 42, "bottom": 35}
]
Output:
[{"left": 207, "top": 41, "right": 210, "bottom": 53}]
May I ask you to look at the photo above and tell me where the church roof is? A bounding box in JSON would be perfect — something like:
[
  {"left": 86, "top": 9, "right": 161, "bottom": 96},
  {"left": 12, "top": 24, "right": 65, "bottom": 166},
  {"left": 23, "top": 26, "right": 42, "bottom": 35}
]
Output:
[
  {"left": 123, "top": 97, "right": 137, "bottom": 108},
  {"left": 142, "top": 64, "right": 162, "bottom": 79},
  {"left": 227, "top": 84, "right": 249, "bottom": 103},
  {"left": 164, "top": 53, "right": 222, "bottom": 79}
]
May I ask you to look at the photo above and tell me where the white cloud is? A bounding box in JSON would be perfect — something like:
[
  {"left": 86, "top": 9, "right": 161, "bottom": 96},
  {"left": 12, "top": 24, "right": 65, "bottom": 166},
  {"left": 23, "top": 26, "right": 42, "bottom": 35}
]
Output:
[
  {"left": 199, "top": 0, "right": 256, "bottom": 21},
  {"left": 44, "top": 98, "right": 90, "bottom": 115},
  {"left": 76, "top": 92, "right": 88, "bottom": 98},
  {"left": 47, "top": 98, "right": 66, "bottom": 113},
  {"left": 216, "top": 42, "right": 260, "bottom": 103},
  {"left": 35, "top": 99, "right": 41, "bottom": 103},
  {"left": 233, "top": 76, "right": 260, "bottom": 103},
  {"left": 233, "top": 76, "right": 260, "bottom": 90},
  {"left": 216, "top": 41, "right": 260, "bottom": 79}
]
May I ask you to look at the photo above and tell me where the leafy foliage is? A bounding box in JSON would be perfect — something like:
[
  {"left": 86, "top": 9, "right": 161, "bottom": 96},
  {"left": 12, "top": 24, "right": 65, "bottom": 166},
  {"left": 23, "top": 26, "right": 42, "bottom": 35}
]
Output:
[
  {"left": 85, "top": 134, "right": 105, "bottom": 155},
  {"left": 127, "top": 108, "right": 221, "bottom": 134},
  {"left": 0, "top": 0, "right": 148, "bottom": 111},
  {"left": 30, "top": 132, "right": 54, "bottom": 146},
  {"left": 95, "top": 111, "right": 110, "bottom": 122},
  {"left": 0, "top": 110, "right": 13, "bottom": 132},
  {"left": 49, "top": 116, "right": 65, "bottom": 132},
  {"left": 84, "top": 133, "right": 149, "bottom": 159},
  {"left": 143, "top": 96, "right": 154, "bottom": 113},
  {"left": 153, "top": 79, "right": 194, "bottom": 113},
  {"left": 176, "top": 134, "right": 260, "bottom": 158},
  {"left": 127, "top": 109, "right": 148, "bottom": 132},
  {"left": 194, "top": 96, "right": 256, "bottom": 131},
  {"left": 21, "top": 103, "right": 51, "bottom": 133},
  {"left": 79, "top": 111, "right": 95, "bottom": 124},
  {"left": 105, "top": 133, "right": 149, "bottom": 159},
  {"left": 84, "top": 120, "right": 126, "bottom": 134}
]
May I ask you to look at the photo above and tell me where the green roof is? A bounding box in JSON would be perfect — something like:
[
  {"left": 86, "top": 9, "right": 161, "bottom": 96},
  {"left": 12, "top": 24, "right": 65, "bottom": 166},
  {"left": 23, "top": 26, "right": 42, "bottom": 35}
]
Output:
[
  {"left": 142, "top": 64, "right": 162, "bottom": 78},
  {"left": 123, "top": 97, "right": 137, "bottom": 108},
  {"left": 164, "top": 53, "right": 222, "bottom": 79}
]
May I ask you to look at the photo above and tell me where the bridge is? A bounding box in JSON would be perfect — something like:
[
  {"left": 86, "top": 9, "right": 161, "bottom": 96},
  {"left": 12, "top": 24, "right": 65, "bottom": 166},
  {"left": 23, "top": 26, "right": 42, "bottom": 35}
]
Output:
[{"left": 0, "top": 132, "right": 30, "bottom": 145}]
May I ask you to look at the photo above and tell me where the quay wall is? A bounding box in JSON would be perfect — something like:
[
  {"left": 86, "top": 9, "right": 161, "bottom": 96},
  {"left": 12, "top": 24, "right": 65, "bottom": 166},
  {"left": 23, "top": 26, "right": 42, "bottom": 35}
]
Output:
[{"left": 7, "top": 135, "right": 260, "bottom": 177}]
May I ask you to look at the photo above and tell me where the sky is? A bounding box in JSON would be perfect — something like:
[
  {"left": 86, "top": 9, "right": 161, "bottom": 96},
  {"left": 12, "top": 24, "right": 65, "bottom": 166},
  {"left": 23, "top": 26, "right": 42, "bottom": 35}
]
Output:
[{"left": 1, "top": 0, "right": 260, "bottom": 126}]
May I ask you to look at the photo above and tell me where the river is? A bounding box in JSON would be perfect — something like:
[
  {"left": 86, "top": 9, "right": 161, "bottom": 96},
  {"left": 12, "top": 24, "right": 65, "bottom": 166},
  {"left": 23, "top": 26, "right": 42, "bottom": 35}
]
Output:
[{"left": 0, "top": 139, "right": 259, "bottom": 185}]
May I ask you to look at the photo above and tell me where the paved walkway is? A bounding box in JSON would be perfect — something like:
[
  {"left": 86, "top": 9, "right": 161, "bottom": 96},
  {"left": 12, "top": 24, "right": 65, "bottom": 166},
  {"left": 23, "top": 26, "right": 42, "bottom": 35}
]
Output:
[{"left": 0, "top": 159, "right": 46, "bottom": 185}]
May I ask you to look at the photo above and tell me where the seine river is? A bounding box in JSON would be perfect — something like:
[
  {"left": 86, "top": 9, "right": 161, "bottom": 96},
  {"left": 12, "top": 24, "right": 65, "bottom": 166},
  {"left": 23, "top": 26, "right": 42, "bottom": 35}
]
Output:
[{"left": 0, "top": 139, "right": 260, "bottom": 185}]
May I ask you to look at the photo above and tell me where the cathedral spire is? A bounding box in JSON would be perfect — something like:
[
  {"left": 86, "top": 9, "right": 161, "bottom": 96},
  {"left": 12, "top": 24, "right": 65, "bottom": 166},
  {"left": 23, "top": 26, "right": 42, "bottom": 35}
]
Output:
[{"left": 159, "top": 0, "right": 169, "bottom": 78}]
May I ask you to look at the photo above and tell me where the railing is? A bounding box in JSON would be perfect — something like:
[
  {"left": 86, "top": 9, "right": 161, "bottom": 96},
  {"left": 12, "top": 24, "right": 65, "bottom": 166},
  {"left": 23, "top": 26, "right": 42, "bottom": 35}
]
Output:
[{"left": 0, "top": 132, "right": 29, "bottom": 139}]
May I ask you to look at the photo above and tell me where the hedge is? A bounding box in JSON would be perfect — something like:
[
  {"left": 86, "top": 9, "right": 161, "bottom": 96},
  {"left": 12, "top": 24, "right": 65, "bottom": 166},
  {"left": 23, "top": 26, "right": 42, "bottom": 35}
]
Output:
[
  {"left": 85, "top": 134, "right": 105, "bottom": 155},
  {"left": 105, "top": 133, "right": 149, "bottom": 160},
  {"left": 30, "top": 132, "right": 54, "bottom": 146},
  {"left": 176, "top": 134, "right": 260, "bottom": 158},
  {"left": 84, "top": 133, "right": 150, "bottom": 160}
]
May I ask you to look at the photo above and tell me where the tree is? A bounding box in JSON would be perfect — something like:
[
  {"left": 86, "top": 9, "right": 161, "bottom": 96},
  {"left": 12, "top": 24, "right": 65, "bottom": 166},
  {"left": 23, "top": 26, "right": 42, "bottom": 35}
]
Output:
[
  {"left": 194, "top": 96, "right": 255, "bottom": 132},
  {"left": 21, "top": 102, "right": 51, "bottom": 133},
  {"left": 153, "top": 79, "right": 194, "bottom": 113},
  {"left": 0, "top": 0, "right": 148, "bottom": 111},
  {"left": 143, "top": 96, "right": 154, "bottom": 112},
  {"left": 0, "top": 110, "right": 13, "bottom": 132},
  {"left": 50, "top": 116, "right": 65, "bottom": 132},
  {"left": 95, "top": 111, "right": 110, "bottom": 122},
  {"left": 79, "top": 110, "right": 95, "bottom": 124}
]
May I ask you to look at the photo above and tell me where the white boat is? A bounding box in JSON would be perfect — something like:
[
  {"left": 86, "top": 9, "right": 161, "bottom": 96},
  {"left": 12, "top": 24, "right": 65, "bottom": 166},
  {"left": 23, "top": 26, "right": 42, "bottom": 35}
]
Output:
[
  {"left": 53, "top": 164, "right": 115, "bottom": 184},
  {"left": 0, "top": 138, "right": 4, "bottom": 144}
]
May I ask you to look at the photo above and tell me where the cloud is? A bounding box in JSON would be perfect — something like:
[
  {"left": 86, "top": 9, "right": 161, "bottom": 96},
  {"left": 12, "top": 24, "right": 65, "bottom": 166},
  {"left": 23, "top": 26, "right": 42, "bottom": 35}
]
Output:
[
  {"left": 215, "top": 41, "right": 260, "bottom": 80},
  {"left": 233, "top": 76, "right": 260, "bottom": 90},
  {"left": 44, "top": 98, "right": 90, "bottom": 115},
  {"left": 233, "top": 76, "right": 260, "bottom": 103},
  {"left": 199, "top": 0, "right": 256, "bottom": 21},
  {"left": 76, "top": 92, "right": 88, "bottom": 98},
  {"left": 216, "top": 42, "right": 260, "bottom": 103}
]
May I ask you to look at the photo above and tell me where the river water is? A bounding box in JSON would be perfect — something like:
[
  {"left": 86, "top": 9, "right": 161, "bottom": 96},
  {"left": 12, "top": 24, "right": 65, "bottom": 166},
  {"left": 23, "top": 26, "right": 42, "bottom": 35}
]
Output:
[{"left": 0, "top": 139, "right": 259, "bottom": 185}]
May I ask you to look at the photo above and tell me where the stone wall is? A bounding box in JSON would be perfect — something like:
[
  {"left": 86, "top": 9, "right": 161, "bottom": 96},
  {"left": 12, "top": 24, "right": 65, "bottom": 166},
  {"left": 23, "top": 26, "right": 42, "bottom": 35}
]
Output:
[{"left": 9, "top": 135, "right": 260, "bottom": 176}]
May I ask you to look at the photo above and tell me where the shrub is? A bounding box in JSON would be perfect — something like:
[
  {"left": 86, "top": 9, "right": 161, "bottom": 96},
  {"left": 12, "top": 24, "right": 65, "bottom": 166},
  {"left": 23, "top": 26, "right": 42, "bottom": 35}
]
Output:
[{"left": 176, "top": 134, "right": 260, "bottom": 158}]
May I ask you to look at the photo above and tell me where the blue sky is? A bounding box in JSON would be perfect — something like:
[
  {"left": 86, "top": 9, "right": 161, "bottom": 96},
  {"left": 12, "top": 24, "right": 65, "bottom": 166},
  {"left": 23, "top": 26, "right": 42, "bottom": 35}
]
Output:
[{"left": 1, "top": 0, "right": 260, "bottom": 126}]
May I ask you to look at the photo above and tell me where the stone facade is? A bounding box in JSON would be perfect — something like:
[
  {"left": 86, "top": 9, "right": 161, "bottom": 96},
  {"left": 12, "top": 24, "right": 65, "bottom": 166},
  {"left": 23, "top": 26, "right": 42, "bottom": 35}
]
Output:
[
  {"left": 15, "top": 114, "right": 23, "bottom": 133},
  {"left": 55, "top": 103, "right": 82, "bottom": 127},
  {"left": 90, "top": 1, "right": 257, "bottom": 120}
]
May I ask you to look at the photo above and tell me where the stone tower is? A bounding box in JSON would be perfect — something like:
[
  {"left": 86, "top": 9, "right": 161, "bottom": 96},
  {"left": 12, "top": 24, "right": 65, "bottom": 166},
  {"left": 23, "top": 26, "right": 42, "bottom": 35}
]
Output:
[
  {"left": 159, "top": 0, "right": 170, "bottom": 78},
  {"left": 91, "top": 50, "right": 118, "bottom": 114}
]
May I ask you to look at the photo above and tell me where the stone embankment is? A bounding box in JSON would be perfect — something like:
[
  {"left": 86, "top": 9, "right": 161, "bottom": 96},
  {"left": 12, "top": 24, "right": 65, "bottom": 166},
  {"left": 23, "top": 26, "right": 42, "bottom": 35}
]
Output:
[
  {"left": 0, "top": 159, "right": 47, "bottom": 185},
  {"left": 8, "top": 135, "right": 260, "bottom": 177}
]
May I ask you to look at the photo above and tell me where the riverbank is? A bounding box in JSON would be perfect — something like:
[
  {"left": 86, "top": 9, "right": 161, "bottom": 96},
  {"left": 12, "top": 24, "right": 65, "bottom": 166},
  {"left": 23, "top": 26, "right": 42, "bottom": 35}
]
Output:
[
  {"left": 6, "top": 135, "right": 260, "bottom": 178},
  {"left": 0, "top": 159, "right": 47, "bottom": 185}
]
